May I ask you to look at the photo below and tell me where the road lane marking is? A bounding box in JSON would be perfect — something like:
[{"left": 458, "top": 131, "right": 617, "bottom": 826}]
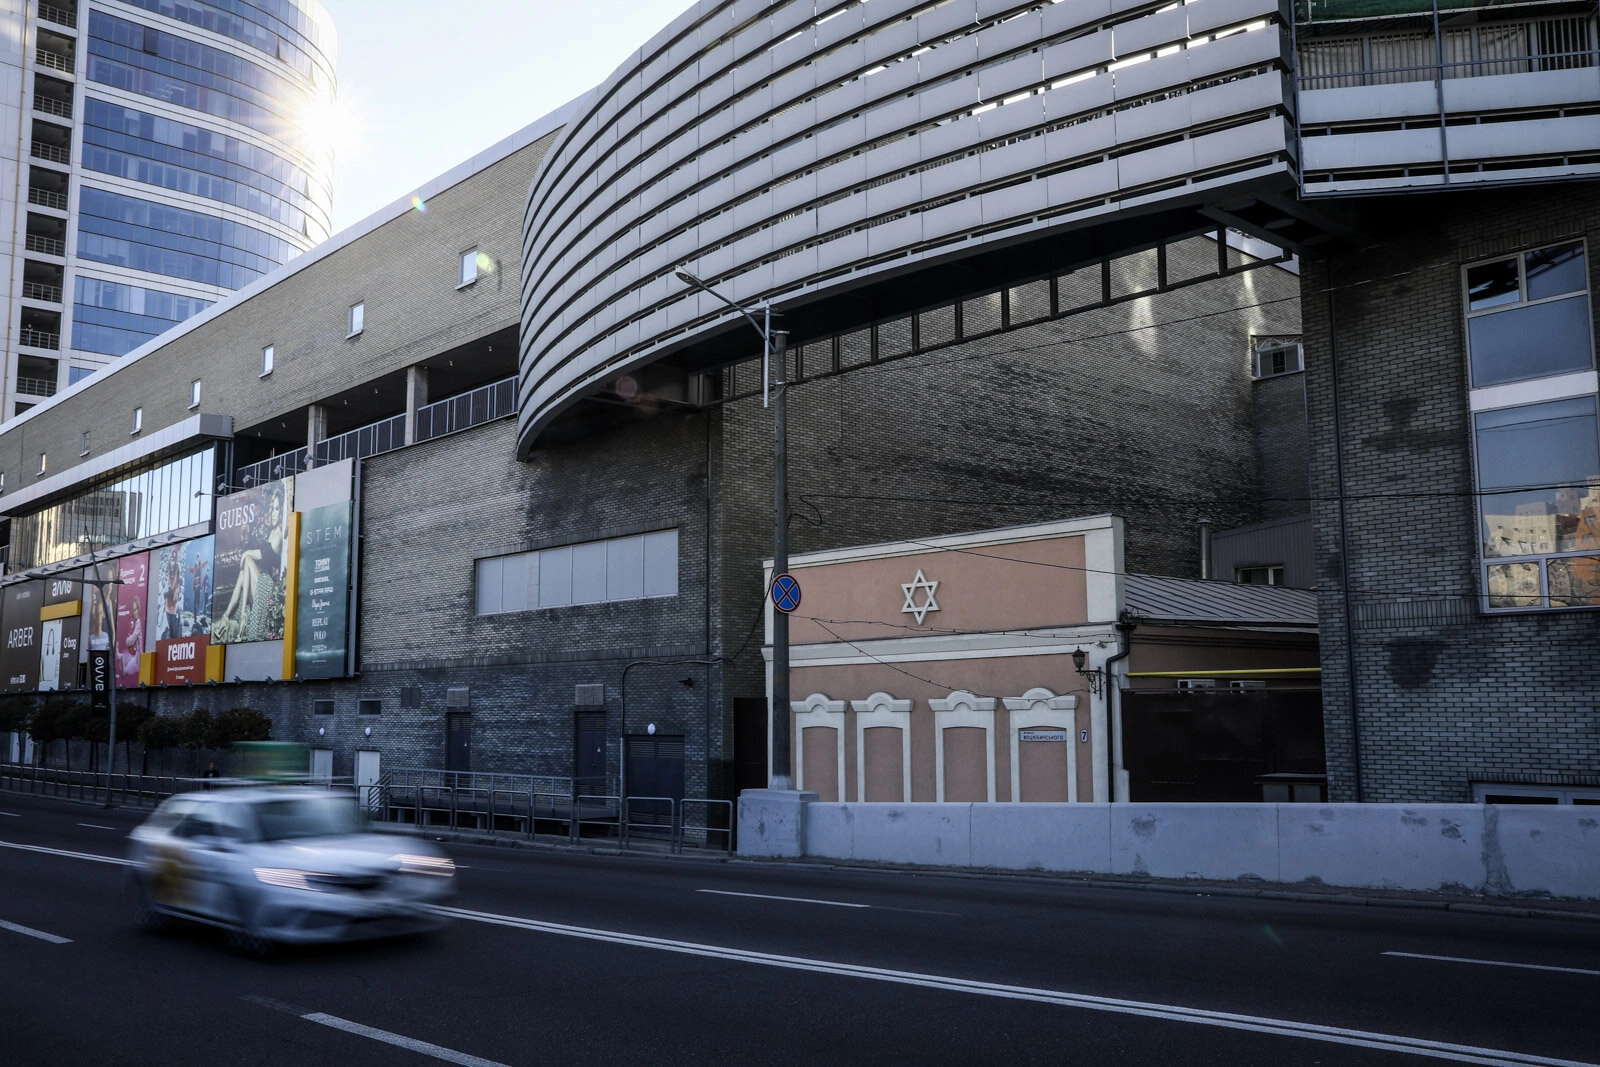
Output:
[
  {"left": 0, "top": 839, "right": 128, "bottom": 865},
  {"left": 242, "top": 996, "right": 506, "bottom": 1066},
  {"left": 77, "top": 822, "right": 116, "bottom": 830},
  {"left": 697, "top": 889, "right": 869, "bottom": 908},
  {"left": 0, "top": 919, "right": 72, "bottom": 944},
  {"left": 0, "top": 811, "right": 19, "bottom": 817},
  {"left": 1384, "top": 951, "right": 1600, "bottom": 978},
  {"left": 435, "top": 904, "right": 1597, "bottom": 1067}
]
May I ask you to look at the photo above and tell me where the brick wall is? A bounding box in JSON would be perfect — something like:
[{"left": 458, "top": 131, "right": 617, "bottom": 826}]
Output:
[{"left": 1302, "top": 182, "right": 1600, "bottom": 802}]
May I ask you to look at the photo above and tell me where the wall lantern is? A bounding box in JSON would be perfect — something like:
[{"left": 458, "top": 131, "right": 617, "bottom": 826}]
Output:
[{"left": 1072, "top": 647, "right": 1104, "bottom": 698}]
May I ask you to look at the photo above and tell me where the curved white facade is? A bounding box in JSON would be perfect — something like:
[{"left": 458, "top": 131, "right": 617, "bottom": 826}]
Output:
[{"left": 519, "top": 0, "right": 1296, "bottom": 451}]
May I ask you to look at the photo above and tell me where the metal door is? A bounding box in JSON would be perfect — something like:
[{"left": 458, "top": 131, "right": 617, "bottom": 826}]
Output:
[
  {"left": 310, "top": 748, "right": 333, "bottom": 783},
  {"left": 574, "top": 711, "right": 606, "bottom": 796},
  {"left": 355, "top": 749, "right": 380, "bottom": 811},
  {"left": 445, "top": 712, "right": 471, "bottom": 772},
  {"left": 624, "top": 735, "right": 683, "bottom": 831}
]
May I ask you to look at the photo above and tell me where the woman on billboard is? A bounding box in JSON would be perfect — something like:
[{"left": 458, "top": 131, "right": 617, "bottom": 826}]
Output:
[{"left": 214, "top": 483, "right": 287, "bottom": 643}]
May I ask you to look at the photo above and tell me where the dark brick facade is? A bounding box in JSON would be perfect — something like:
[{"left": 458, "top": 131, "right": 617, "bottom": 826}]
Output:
[{"left": 1302, "top": 182, "right": 1600, "bottom": 802}]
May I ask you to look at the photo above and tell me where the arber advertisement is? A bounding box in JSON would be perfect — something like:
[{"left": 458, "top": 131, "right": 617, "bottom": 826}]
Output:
[
  {"left": 1, "top": 582, "right": 41, "bottom": 693},
  {"left": 212, "top": 480, "right": 292, "bottom": 644}
]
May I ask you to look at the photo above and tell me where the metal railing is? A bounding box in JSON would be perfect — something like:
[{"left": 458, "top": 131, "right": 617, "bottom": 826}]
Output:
[
  {"left": 1297, "top": 14, "right": 1599, "bottom": 89},
  {"left": 30, "top": 140, "right": 69, "bottom": 164},
  {"left": 21, "top": 280, "right": 63, "bottom": 303},
  {"left": 26, "top": 234, "right": 65, "bottom": 256},
  {"left": 0, "top": 763, "right": 355, "bottom": 807},
  {"left": 414, "top": 377, "right": 515, "bottom": 443},
  {"left": 233, "top": 447, "right": 308, "bottom": 489},
  {"left": 29, "top": 187, "right": 68, "bottom": 211},
  {"left": 19, "top": 327, "right": 60, "bottom": 350},
  {"left": 312, "top": 412, "right": 406, "bottom": 466},
  {"left": 38, "top": 3, "right": 77, "bottom": 29},
  {"left": 33, "top": 96, "right": 72, "bottom": 119},
  {"left": 16, "top": 376, "right": 58, "bottom": 398},
  {"left": 35, "top": 48, "right": 73, "bottom": 74}
]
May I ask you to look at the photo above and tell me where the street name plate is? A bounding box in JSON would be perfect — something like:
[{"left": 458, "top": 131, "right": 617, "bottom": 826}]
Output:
[{"left": 1019, "top": 729, "right": 1070, "bottom": 742}]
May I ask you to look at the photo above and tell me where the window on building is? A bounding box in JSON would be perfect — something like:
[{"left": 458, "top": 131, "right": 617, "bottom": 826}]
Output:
[
  {"left": 131, "top": 406, "right": 142, "bottom": 434},
  {"left": 189, "top": 379, "right": 201, "bottom": 409},
  {"left": 1466, "top": 240, "right": 1599, "bottom": 612},
  {"left": 476, "top": 530, "right": 679, "bottom": 615},
  {"left": 1473, "top": 783, "right": 1600, "bottom": 804},
  {"left": 68, "top": 366, "right": 93, "bottom": 386},
  {"left": 80, "top": 432, "right": 89, "bottom": 456},
  {"left": 313, "top": 699, "right": 333, "bottom": 716},
  {"left": 1236, "top": 565, "right": 1284, "bottom": 585},
  {"left": 357, "top": 699, "right": 380, "bottom": 716},
  {"left": 459, "top": 248, "right": 478, "bottom": 288},
  {"left": 261, "top": 344, "right": 274, "bottom": 376},
  {"left": 348, "top": 302, "right": 364, "bottom": 337},
  {"left": 1253, "top": 340, "right": 1303, "bottom": 379}
]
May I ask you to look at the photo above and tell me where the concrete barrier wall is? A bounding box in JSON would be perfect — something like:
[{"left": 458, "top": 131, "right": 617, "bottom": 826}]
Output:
[{"left": 794, "top": 802, "right": 1600, "bottom": 900}]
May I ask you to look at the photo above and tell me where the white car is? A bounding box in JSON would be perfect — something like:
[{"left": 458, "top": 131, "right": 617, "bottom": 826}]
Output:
[{"left": 125, "top": 786, "right": 455, "bottom": 951}]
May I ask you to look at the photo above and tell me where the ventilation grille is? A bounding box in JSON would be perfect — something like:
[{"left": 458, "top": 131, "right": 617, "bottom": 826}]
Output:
[
  {"left": 574, "top": 683, "right": 605, "bottom": 707},
  {"left": 446, "top": 686, "right": 470, "bottom": 708}
]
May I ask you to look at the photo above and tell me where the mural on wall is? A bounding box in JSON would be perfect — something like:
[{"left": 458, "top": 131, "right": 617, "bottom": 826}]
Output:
[
  {"left": 150, "top": 537, "right": 214, "bottom": 641},
  {"left": 116, "top": 553, "right": 149, "bottom": 688},
  {"left": 295, "top": 501, "right": 351, "bottom": 679},
  {"left": 212, "top": 480, "right": 292, "bottom": 644}
]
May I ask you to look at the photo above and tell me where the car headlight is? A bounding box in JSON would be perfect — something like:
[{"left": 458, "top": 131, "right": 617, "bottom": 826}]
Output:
[
  {"left": 254, "top": 867, "right": 323, "bottom": 891},
  {"left": 391, "top": 853, "right": 455, "bottom": 877}
]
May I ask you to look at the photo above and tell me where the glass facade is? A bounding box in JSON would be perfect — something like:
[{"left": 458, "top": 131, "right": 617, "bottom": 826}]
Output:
[
  {"left": 77, "top": 187, "right": 299, "bottom": 290},
  {"left": 86, "top": 10, "right": 321, "bottom": 157},
  {"left": 476, "top": 530, "right": 679, "bottom": 614},
  {"left": 72, "top": 277, "right": 213, "bottom": 357},
  {"left": 116, "top": 0, "right": 337, "bottom": 83},
  {"left": 9, "top": 450, "right": 216, "bottom": 571},
  {"left": 82, "top": 99, "right": 329, "bottom": 240}
]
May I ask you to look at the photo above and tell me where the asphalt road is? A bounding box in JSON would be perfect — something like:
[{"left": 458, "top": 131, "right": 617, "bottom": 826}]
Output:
[{"left": 2, "top": 790, "right": 1597, "bottom": 1066}]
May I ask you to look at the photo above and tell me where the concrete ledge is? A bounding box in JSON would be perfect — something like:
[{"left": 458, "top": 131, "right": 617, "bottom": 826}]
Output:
[{"left": 736, "top": 789, "right": 818, "bottom": 859}]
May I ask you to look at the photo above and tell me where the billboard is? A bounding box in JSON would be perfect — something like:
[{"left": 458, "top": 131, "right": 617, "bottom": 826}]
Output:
[
  {"left": 83, "top": 559, "right": 118, "bottom": 668},
  {"left": 154, "top": 634, "right": 211, "bottom": 686},
  {"left": 41, "top": 570, "right": 82, "bottom": 691},
  {"left": 1, "top": 582, "right": 41, "bottom": 693},
  {"left": 295, "top": 501, "right": 352, "bottom": 679},
  {"left": 150, "top": 537, "right": 214, "bottom": 642},
  {"left": 212, "top": 480, "right": 292, "bottom": 644},
  {"left": 116, "top": 553, "right": 150, "bottom": 688}
]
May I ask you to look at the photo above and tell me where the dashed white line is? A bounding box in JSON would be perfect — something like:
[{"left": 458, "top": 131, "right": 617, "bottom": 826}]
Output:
[
  {"left": 697, "top": 888, "right": 869, "bottom": 908},
  {"left": 0, "top": 919, "right": 71, "bottom": 944},
  {"left": 243, "top": 997, "right": 507, "bottom": 1066},
  {"left": 1384, "top": 951, "right": 1600, "bottom": 978},
  {"left": 76, "top": 822, "right": 116, "bottom": 830},
  {"left": 0, "top": 811, "right": 19, "bottom": 817},
  {"left": 0, "top": 839, "right": 128, "bottom": 865},
  {"left": 435, "top": 903, "right": 1598, "bottom": 1067}
]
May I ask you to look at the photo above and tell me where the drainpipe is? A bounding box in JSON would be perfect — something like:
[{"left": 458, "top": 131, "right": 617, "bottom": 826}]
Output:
[
  {"left": 1103, "top": 612, "right": 1136, "bottom": 803},
  {"left": 1198, "top": 520, "right": 1213, "bottom": 580}
]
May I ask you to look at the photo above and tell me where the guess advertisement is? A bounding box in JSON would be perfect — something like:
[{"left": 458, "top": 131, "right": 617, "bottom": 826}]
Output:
[
  {"left": 1, "top": 582, "right": 41, "bottom": 693},
  {"left": 154, "top": 634, "right": 211, "bottom": 686},
  {"left": 212, "top": 480, "right": 292, "bottom": 644},
  {"left": 295, "top": 501, "right": 351, "bottom": 679},
  {"left": 116, "top": 553, "right": 149, "bottom": 688},
  {"left": 150, "top": 537, "right": 214, "bottom": 642}
]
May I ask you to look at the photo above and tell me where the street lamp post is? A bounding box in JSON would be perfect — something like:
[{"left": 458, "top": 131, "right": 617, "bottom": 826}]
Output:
[
  {"left": 65, "top": 557, "right": 122, "bottom": 804},
  {"left": 673, "top": 269, "right": 792, "bottom": 788}
]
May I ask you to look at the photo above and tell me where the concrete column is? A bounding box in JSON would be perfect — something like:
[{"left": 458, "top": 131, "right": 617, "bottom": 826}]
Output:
[
  {"left": 736, "top": 788, "right": 817, "bottom": 858},
  {"left": 306, "top": 403, "right": 328, "bottom": 460},
  {"left": 404, "top": 366, "right": 430, "bottom": 445}
]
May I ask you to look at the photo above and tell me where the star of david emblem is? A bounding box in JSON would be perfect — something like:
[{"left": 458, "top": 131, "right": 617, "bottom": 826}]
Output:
[{"left": 901, "top": 568, "right": 940, "bottom": 625}]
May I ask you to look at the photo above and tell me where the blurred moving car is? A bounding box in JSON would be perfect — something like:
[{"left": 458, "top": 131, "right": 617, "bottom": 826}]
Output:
[{"left": 125, "top": 786, "right": 455, "bottom": 951}]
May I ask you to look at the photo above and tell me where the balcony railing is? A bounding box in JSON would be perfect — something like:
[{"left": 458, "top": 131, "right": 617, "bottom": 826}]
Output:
[
  {"left": 21, "top": 280, "right": 62, "bottom": 303},
  {"left": 415, "top": 377, "right": 515, "bottom": 443},
  {"left": 19, "top": 327, "right": 60, "bottom": 350},
  {"left": 33, "top": 96, "right": 71, "bottom": 119},
  {"left": 233, "top": 448, "right": 308, "bottom": 490},
  {"left": 30, "top": 140, "right": 69, "bottom": 164},
  {"left": 25, "top": 234, "right": 65, "bottom": 256},
  {"left": 28, "top": 187, "right": 67, "bottom": 211},
  {"left": 37, "top": 3, "right": 77, "bottom": 29},
  {"left": 15, "top": 376, "right": 58, "bottom": 398},
  {"left": 312, "top": 412, "right": 406, "bottom": 466},
  {"left": 34, "top": 48, "right": 72, "bottom": 74},
  {"left": 1298, "top": 13, "right": 1599, "bottom": 89}
]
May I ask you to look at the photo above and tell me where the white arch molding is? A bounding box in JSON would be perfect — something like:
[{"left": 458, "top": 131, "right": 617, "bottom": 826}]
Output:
[
  {"left": 851, "top": 691, "right": 913, "bottom": 803},
  {"left": 1002, "top": 687, "right": 1079, "bottom": 803},
  {"left": 929, "top": 690, "right": 997, "bottom": 803},
  {"left": 792, "top": 693, "right": 846, "bottom": 801}
]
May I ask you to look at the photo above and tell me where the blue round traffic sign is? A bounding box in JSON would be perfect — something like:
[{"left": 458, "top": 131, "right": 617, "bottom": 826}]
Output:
[{"left": 772, "top": 573, "right": 802, "bottom": 613}]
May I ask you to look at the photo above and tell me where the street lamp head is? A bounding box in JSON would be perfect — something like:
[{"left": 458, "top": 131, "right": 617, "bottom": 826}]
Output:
[
  {"left": 1072, "top": 647, "right": 1088, "bottom": 672},
  {"left": 673, "top": 267, "right": 700, "bottom": 287}
]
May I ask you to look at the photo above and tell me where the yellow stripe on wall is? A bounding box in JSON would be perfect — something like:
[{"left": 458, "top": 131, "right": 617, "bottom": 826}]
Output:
[
  {"left": 281, "top": 511, "right": 301, "bottom": 680},
  {"left": 40, "top": 601, "right": 82, "bottom": 621}
]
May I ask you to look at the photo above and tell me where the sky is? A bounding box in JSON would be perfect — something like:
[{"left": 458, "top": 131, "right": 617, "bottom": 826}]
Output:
[{"left": 321, "top": 0, "right": 694, "bottom": 233}]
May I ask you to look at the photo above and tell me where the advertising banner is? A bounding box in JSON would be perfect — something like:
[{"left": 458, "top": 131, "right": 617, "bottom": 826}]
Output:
[
  {"left": 116, "top": 553, "right": 149, "bottom": 689},
  {"left": 82, "top": 560, "right": 118, "bottom": 660},
  {"left": 43, "top": 571, "right": 81, "bottom": 608},
  {"left": 39, "top": 619, "right": 62, "bottom": 691},
  {"left": 154, "top": 634, "right": 211, "bottom": 686},
  {"left": 295, "top": 501, "right": 351, "bottom": 679},
  {"left": 212, "top": 480, "right": 292, "bottom": 644},
  {"left": 1, "top": 582, "right": 41, "bottom": 693},
  {"left": 150, "top": 536, "right": 214, "bottom": 642},
  {"left": 89, "top": 647, "right": 111, "bottom": 711}
]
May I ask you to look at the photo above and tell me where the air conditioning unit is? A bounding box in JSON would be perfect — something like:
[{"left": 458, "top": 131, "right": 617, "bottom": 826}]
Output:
[
  {"left": 1254, "top": 341, "right": 1303, "bottom": 379},
  {"left": 1175, "top": 679, "right": 1216, "bottom": 690}
]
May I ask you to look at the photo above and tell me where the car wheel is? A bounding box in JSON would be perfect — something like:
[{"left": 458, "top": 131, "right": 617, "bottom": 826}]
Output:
[
  {"left": 223, "top": 890, "right": 274, "bottom": 957},
  {"left": 127, "top": 873, "right": 169, "bottom": 934}
]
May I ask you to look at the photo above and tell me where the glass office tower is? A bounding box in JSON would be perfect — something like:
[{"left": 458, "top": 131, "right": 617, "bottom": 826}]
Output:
[{"left": 0, "top": 0, "right": 336, "bottom": 420}]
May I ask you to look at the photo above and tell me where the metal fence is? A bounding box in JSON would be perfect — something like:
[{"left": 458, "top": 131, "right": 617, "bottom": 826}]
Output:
[
  {"left": 413, "top": 377, "right": 515, "bottom": 443},
  {"left": 0, "top": 763, "right": 354, "bottom": 808},
  {"left": 1298, "top": 12, "right": 1598, "bottom": 88}
]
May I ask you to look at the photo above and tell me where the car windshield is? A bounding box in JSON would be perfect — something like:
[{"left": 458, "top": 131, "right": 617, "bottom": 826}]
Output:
[{"left": 252, "top": 796, "right": 366, "bottom": 841}]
